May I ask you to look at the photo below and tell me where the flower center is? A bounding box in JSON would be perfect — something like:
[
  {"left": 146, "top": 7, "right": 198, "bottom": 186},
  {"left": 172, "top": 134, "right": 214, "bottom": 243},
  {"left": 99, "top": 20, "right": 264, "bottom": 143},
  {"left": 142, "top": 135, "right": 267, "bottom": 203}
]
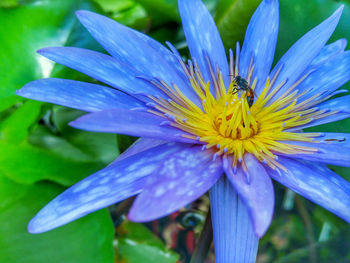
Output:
[{"left": 145, "top": 49, "right": 337, "bottom": 171}]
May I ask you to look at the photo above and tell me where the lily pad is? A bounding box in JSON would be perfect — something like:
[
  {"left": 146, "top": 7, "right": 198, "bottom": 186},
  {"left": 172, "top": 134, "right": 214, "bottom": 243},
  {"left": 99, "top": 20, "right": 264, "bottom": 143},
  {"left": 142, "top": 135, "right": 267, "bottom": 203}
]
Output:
[
  {"left": 0, "top": 0, "right": 99, "bottom": 101},
  {"left": 116, "top": 221, "right": 179, "bottom": 263},
  {"left": 215, "top": 0, "right": 261, "bottom": 49},
  {"left": 0, "top": 175, "right": 115, "bottom": 263}
]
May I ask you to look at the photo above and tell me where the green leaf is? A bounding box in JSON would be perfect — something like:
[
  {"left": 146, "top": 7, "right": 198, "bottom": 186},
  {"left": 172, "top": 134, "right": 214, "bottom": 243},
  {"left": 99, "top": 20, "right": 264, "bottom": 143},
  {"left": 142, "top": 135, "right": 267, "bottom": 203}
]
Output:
[
  {"left": 94, "top": 0, "right": 136, "bottom": 12},
  {"left": 0, "top": 0, "right": 18, "bottom": 8},
  {"left": 0, "top": 175, "right": 115, "bottom": 263},
  {"left": 134, "top": 0, "right": 179, "bottom": 25},
  {"left": 93, "top": 0, "right": 149, "bottom": 30},
  {"left": 273, "top": 226, "right": 350, "bottom": 263},
  {"left": 112, "top": 3, "right": 149, "bottom": 30},
  {"left": 116, "top": 221, "right": 179, "bottom": 263},
  {"left": 0, "top": 140, "right": 103, "bottom": 186},
  {"left": 0, "top": 97, "right": 119, "bottom": 187},
  {"left": 0, "top": 96, "right": 21, "bottom": 112},
  {"left": 132, "top": 0, "right": 219, "bottom": 27},
  {"left": 117, "top": 134, "right": 137, "bottom": 154},
  {"left": 28, "top": 125, "right": 102, "bottom": 162},
  {"left": 0, "top": 0, "right": 99, "bottom": 100},
  {"left": 215, "top": 0, "right": 261, "bottom": 49},
  {"left": 0, "top": 100, "right": 43, "bottom": 143},
  {"left": 52, "top": 107, "right": 119, "bottom": 164},
  {"left": 0, "top": 104, "right": 119, "bottom": 186},
  {"left": 276, "top": 0, "right": 349, "bottom": 62}
]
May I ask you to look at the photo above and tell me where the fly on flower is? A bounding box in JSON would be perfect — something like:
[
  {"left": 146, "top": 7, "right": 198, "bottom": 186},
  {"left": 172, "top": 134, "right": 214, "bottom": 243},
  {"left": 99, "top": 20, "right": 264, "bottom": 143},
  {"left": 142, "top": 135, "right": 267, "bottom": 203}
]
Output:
[
  {"left": 16, "top": 0, "right": 350, "bottom": 262},
  {"left": 230, "top": 75, "right": 256, "bottom": 107}
]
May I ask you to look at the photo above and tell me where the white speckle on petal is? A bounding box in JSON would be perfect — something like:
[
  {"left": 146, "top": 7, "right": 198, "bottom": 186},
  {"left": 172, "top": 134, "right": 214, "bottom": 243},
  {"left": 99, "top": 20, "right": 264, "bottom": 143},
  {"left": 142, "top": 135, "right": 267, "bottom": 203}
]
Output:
[
  {"left": 72, "top": 180, "right": 92, "bottom": 193},
  {"left": 155, "top": 186, "right": 166, "bottom": 197},
  {"left": 187, "top": 190, "right": 194, "bottom": 197}
]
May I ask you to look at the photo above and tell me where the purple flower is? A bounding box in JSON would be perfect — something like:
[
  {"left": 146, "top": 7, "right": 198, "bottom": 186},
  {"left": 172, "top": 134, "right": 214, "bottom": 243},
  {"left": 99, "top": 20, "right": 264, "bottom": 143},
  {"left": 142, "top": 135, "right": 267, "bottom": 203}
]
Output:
[{"left": 17, "top": 0, "right": 350, "bottom": 261}]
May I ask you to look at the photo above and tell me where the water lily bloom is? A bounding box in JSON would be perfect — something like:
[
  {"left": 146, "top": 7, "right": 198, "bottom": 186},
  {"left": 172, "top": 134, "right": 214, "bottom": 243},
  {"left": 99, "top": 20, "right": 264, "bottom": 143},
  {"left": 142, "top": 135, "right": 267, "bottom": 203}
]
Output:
[{"left": 17, "top": 0, "right": 350, "bottom": 261}]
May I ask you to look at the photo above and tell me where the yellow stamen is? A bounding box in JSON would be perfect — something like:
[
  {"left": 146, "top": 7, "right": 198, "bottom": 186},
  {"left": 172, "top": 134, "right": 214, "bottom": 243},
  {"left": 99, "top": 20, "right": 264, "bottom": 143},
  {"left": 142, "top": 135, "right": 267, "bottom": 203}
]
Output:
[{"left": 145, "top": 54, "right": 336, "bottom": 172}]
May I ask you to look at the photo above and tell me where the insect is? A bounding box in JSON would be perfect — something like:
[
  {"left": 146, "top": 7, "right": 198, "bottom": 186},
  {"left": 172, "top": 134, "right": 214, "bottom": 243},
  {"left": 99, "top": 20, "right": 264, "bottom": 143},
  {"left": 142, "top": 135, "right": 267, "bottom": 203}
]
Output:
[{"left": 231, "top": 75, "right": 256, "bottom": 107}]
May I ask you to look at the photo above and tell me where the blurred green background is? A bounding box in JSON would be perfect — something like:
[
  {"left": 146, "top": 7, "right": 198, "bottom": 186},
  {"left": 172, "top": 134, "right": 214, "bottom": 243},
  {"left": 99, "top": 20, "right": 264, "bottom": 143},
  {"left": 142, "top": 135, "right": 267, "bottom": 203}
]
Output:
[{"left": 0, "top": 0, "right": 349, "bottom": 262}]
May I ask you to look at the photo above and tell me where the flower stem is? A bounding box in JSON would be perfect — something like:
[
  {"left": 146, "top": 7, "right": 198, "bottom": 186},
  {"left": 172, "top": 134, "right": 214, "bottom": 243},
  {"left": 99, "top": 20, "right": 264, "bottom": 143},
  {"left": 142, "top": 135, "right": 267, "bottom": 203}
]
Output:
[
  {"left": 210, "top": 176, "right": 259, "bottom": 263},
  {"left": 190, "top": 208, "right": 213, "bottom": 263},
  {"left": 295, "top": 196, "right": 317, "bottom": 263}
]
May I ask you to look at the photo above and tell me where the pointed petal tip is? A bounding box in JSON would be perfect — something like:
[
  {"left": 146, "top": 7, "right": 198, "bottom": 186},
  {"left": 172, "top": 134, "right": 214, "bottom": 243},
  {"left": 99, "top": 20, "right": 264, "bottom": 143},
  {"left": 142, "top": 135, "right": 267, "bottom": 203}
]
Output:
[
  {"left": 37, "top": 46, "right": 56, "bottom": 53},
  {"left": 126, "top": 212, "right": 140, "bottom": 222},
  {"left": 15, "top": 89, "right": 22, "bottom": 96},
  {"left": 255, "top": 231, "right": 264, "bottom": 238},
  {"left": 338, "top": 4, "right": 344, "bottom": 12},
  {"left": 27, "top": 216, "right": 48, "bottom": 234},
  {"left": 36, "top": 48, "right": 46, "bottom": 55},
  {"left": 127, "top": 209, "right": 156, "bottom": 223},
  {"left": 249, "top": 195, "right": 274, "bottom": 238},
  {"left": 36, "top": 46, "right": 60, "bottom": 56},
  {"left": 75, "top": 9, "right": 96, "bottom": 22},
  {"left": 126, "top": 211, "right": 137, "bottom": 222},
  {"left": 15, "top": 87, "right": 33, "bottom": 100},
  {"left": 240, "top": 0, "right": 279, "bottom": 87},
  {"left": 339, "top": 38, "right": 348, "bottom": 48},
  {"left": 261, "top": 0, "right": 279, "bottom": 10},
  {"left": 68, "top": 112, "right": 93, "bottom": 129},
  {"left": 27, "top": 214, "right": 63, "bottom": 234},
  {"left": 16, "top": 81, "right": 35, "bottom": 97},
  {"left": 75, "top": 9, "right": 88, "bottom": 16},
  {"left": 254, "top": 216, "right": 272, "bottom": 238},
  {"left": 68, "top": 119, "right": 80, "bottom": 128},
  {"left": 264, "top": 0, "right": 278, "bottom": 4},
  {"left": 332, "top": 4, "right": 344, "bottom": 19},
  {"left": 177, "top": 0, "right": 229, "bottom": 85},
  {"left": 27, "top": 220, "right": 40, "bottom": 234}
]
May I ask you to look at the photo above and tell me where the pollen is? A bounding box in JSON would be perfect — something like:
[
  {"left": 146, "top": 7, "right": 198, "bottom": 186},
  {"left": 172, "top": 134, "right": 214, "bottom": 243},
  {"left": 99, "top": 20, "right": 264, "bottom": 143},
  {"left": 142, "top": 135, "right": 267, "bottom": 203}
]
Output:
[{"left": 145, "top": 48, "right": 335, "bottom": 171}]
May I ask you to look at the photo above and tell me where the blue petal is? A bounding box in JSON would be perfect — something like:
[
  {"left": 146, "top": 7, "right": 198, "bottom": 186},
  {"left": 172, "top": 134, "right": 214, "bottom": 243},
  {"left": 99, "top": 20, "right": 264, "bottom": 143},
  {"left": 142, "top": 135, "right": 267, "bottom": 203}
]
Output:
[
  {"left": 210, "top": 176, "right": 259, "bottom": 263},
  {"left": 75, "top": 11, "right": 199, "bottom": 105},
  {"left": 317, "top": 94, "right": 350, "bottom": 112},
  {"left": 288, "top": 95, "right": 350, "bottom": 130},
  {"left": 223, "top": 154, "right": 274, "bottom": 237},
  {"left": 295, "top": 112, "right": 350, "bottom": 130},
  {"left": 266, "top": 157, "right": 350, "bottom": 223},
  {"left": 270, "top": 6, "right": 343, "bottom": 100},
  {"left": 240, "top": 0, "right": 279, "bottom": 93},
  {"left": 309, "top": 39, "right": 347, "bottom": 68},
  {"left": 128, "top": 146, "right": 222, "bottom": 221},
  {"left": 116, "top": 138, "right": 166, "bottom": 162},
  {"left": 69, "top": 108, "right": 198, "bottom": 144},
  {"left": 313, "top": 132, "right": 350, "bottom": 143},
  {"left": 178, "top": 0, "right": 229, "bottom": 87},
  {"left": 280, "top": 132, "right": 350, "bottom": 167},
  {"left": 76, "top": 11, "right": 179, "bottom": 71},
  {"left": 297, "top": 51, "right": 350, "bottom": 101},
  {"left": 16, "top": 78, "right": 143, "bottom": 112},
  {"left": 38, "top": 47, "right": 164, "bottom": 98},
  {"left": 28, "top": 143, "right": 182, "bottom": 233}
]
